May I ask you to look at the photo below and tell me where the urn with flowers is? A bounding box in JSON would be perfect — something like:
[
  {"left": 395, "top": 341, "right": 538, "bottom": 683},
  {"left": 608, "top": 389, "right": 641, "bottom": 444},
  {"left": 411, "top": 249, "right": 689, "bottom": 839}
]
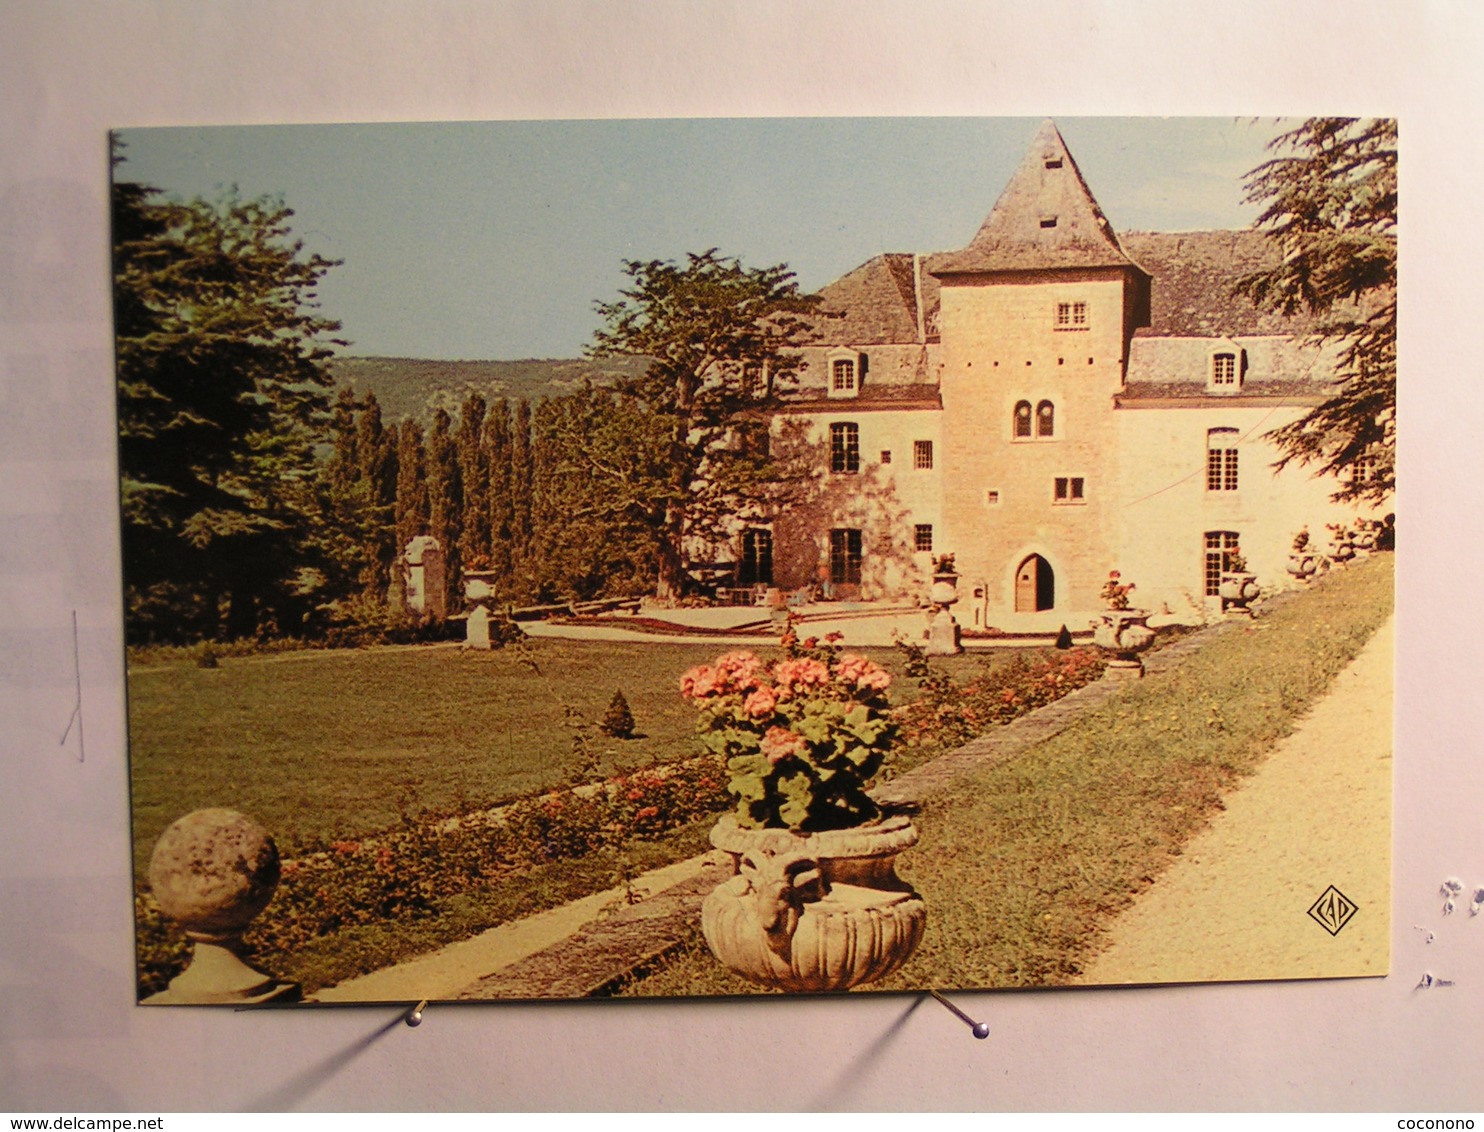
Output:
[
  {"left": 1092, "top": 571, "right": 1155, "bottom": 678},
  {"left": 1286, "top": 527, "right": 1321, "bottom": 584},
  {"left": 680, "top": 635, "right": 925, "bottom": 991},
  {"left": 1217, "top": 545, "right": 1260, "bottom": 616}
]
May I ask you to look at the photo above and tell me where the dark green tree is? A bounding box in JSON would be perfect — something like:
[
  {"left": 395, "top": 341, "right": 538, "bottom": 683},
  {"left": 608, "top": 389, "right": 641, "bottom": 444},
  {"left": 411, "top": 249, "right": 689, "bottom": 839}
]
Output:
[
  {"left": 113, "top": 169, "right": 345, "bottom": 641},
  {"left": 483, "top": 399, "right": 516, "bottom": 595},
  {"left": 589, "top": 249, "right": 820, "bottom": 600},
  {"left": 1239, "top": 118, "right": 1397, "bottom": 502},
  {"left": 391, "top": 418, "right": 428, "bottom": 610},
  {"left": 509, "top": 399, "right": 536, "bottom": 600},
  {"left": 354, "top": 392, "right": 398, "bottom": 599},
  {"left": 456, "top": 392, "right": 490, "bottom": 571},
  {"left": 530, "top": 385, "right": 662, "bottom": 599},
  {"left": 425, "top": 408, "right": 462, "bottom": 613}
]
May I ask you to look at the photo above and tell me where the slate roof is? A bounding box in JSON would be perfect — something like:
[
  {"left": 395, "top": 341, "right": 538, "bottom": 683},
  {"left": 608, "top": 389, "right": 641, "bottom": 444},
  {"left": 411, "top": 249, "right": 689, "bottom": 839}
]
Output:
[
  {"left": 1121, "top": 335, "right": 1339, "bottom": 402},
  {"left": 801, "top": 253, "right": 940, "bottom": 345},
  {"left": 1121, "top": 231, "right": 1328, "bottom": 338},
  {"left": 924, "top": 120, "right": 1146, "bottom": 277}
]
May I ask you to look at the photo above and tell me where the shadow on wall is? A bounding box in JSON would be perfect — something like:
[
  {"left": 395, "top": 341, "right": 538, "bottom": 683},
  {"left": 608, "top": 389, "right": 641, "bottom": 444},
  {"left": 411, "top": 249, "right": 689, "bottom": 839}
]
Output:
[{"left": 768, "top": 421, "right": 924, "bottom": 601}]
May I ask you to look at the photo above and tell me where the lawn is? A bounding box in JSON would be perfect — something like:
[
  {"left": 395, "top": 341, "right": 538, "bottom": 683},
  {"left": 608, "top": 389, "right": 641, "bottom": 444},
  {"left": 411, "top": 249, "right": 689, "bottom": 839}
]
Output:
[
  {"left": 614, "top": 554, "right": 1395, "bottom": 997},
  {"left": 127, "top": 635, "right": 991, "bottom": 875}
]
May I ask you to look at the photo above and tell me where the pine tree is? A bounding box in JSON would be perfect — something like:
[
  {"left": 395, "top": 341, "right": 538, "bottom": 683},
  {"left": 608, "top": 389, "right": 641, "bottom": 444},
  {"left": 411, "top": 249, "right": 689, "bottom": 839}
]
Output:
[
  {"left": 113, "top": 164, "right": 345, "bottom": 642},
  {"left": 1239, "top": 118, "right": 1396, "bottom": 501}
]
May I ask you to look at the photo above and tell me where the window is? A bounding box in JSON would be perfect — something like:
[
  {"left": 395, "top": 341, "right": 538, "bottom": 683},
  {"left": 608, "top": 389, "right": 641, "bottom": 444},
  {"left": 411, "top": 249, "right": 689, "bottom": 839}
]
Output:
[
  {"left": 1206, "top": 428, "right": 1239, "bottom": 491},
  {"left": 880, "top": 449, "right": 892, "bottom": 464},
  {"left": 829, "top": 422, "right": 859, "bottom": 474},
  {"left": 1204, "top": 531, "right": 1241, "bottom": 596},
  {"left": 830, "top": 528, "right": 863, "bottom": 585},
  {"left": 1348, "top": 451, "right": 1380, "bottom": 486},
  {"left": 1014, "top": 400, "right": 1033, "bottom": 438},
  {"left": 985, "top": 490, "right": 1001, "bottom": 506},
  {"left": 1039, "top": 215, "right": 1058, "bottom": 229},
  {"left": 1207, "top": 347, "right": 1245, "bottom": 391},
  {"left": 1212, "top": 353, "right": 1237, "bottom": 386},
  {"left": 1053, "top": 476, "right": 1085, "bottom": 503},
  {"left": 913, "top": 440, "right": 934, "bottom": 470},
  {"left": 827, "top": 348, "right": 863, "bottom": 398},
  {"left": 1036, "top": 400, "right": 1055, "bottom": 438},
  {"left": 1055, "top": 301, "right": 1087, "bottom": 329},
  {"left": 738, "top": 529, "right": 772, "bottom": 586},
  {"left": 914, "top": 524, "right": 934, "bottom": 552}
]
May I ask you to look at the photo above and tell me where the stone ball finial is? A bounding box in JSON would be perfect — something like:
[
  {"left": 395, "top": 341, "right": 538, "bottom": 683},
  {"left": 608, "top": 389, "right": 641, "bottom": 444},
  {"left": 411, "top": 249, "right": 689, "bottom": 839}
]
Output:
[{"left": 147, "top": 808, "right": 281, "bottom": 941}]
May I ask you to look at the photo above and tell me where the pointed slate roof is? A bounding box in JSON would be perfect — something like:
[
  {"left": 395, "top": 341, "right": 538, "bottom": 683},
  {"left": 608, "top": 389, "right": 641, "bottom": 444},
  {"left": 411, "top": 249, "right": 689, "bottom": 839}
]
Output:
[
  {"left": 799, "top": 253, "right": 940, "bottom": 345},
  {"left": 925, "top": 120, "right": 1147, "bottom": 277}
]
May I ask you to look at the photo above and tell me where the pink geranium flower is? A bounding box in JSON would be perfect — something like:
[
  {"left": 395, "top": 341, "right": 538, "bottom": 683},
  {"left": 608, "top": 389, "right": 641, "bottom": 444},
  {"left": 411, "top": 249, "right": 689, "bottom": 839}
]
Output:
[
  {"left": 834, "top": 653, "right": 891, "bottom": 692},
  {"left": 679, "top": 664, "right": 719, "bottom": 699},
  {"left": 743, "top": 684, "right": 778, "bottom": 719},
  {"left": 759, "top": 726, "right": 807, "bottom": 764}
]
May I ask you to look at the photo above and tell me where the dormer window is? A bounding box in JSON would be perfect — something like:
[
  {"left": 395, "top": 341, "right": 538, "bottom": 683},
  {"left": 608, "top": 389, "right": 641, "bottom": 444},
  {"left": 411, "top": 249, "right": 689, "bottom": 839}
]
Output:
[
  {"left": 826, "top": 348, "right": 864, "bottom": 398},
  {"left": 1055, "top": 301, "right": 1087, "bottom": 330},
  {"left": 1207, "top": 344, "right": 1246, "bottom": 391}
]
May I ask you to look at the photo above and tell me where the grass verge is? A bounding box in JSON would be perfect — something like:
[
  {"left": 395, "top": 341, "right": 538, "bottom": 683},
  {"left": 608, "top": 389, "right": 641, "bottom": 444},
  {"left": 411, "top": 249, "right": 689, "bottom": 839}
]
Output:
[{"left": 615, "top": 555, "right": 1394, "bottom": 997}]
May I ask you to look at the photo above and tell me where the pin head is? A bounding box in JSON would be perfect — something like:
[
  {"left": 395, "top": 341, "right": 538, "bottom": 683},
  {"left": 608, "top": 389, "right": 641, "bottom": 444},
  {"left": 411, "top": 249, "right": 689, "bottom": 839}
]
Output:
[{"left": 972, "top": 1022, "right": 991, "bottom": 1040}]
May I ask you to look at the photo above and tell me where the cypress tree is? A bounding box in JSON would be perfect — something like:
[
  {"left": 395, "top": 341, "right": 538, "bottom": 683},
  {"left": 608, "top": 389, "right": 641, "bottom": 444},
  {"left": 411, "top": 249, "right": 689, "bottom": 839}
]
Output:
[
  {"left": 484, "top": 399, "right": 516, "bottom": 599},
  {"left": 456, "top": 392, "right": 490, "bottom": 571}
]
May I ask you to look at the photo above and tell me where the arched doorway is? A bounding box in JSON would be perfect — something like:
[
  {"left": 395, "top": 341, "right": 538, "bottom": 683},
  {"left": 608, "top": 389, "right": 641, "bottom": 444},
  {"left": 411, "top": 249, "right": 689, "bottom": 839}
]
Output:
[{"left": 1014, "top": 554, "right": 1055, "bottom": 612}]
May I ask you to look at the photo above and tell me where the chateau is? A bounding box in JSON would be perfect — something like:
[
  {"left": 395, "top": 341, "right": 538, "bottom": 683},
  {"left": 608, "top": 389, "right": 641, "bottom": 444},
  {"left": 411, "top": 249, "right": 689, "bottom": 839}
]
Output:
[{"left": 750, "top": 121, "right": 1380, "bottom": 628}]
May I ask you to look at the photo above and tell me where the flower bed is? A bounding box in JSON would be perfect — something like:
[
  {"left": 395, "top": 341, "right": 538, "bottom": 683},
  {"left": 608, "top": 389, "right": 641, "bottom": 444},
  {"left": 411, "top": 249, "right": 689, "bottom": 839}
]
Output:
[
  {"left": 894, "top": 647, "right": 1107, "bottom": 752},
  {"left": 134, "top": 755, "right": 728, "bottom": 996},
  {"left": 136, "top": 643, "right": 1108, "bottom": 996}
]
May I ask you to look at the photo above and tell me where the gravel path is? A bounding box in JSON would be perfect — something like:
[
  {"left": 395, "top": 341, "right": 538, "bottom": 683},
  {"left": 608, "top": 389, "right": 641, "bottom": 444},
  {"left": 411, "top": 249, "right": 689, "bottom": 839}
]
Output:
[{"left": 1076, "top": 616, "right": 1393, "bottom": 985}]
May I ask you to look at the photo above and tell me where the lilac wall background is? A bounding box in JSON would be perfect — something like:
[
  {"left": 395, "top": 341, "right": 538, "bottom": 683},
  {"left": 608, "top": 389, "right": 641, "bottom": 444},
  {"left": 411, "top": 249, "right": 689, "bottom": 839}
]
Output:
[{"left": 0, "top": 0, "right": 1479, "bottom": 1112}]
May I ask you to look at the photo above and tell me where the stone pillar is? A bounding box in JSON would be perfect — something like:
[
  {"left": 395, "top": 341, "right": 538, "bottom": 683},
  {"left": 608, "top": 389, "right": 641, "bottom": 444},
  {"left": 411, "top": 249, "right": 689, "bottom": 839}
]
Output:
[
  {"left": 144, "top": 808, "right": 299, "bottom": 1005},
  {"left": 404, "top": 534, "right": 446, "bottom": 620},
  {"left": 466, "top": 603, "right": 492, "bottom": 650},
  {"left": 925, "top": 570, "right": 963, "bottom": 656}
]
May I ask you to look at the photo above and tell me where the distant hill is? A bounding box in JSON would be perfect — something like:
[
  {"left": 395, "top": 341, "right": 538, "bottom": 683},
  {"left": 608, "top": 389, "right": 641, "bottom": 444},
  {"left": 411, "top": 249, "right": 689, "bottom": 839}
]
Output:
[{"left": 326, "top": 355, "right": 652, "bottom": 423}]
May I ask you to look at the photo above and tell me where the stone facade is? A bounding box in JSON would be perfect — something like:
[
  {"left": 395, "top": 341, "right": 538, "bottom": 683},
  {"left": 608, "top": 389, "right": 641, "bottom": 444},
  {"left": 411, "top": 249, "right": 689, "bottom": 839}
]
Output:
[{"left": 760, "top": 121, "right": 1383, "bottom": 626}]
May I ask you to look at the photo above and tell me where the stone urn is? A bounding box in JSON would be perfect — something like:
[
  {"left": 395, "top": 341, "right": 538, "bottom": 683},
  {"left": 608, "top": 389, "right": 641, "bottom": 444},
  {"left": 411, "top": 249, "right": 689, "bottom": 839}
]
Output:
[
  {"left": 144, "top": 808, "right": 299, "bottom": 1004},
  {"left": 926, "top": 571, "right": 963, "bottom": 656},
  {"left": 701, "top": 814, "right": 926, "bottom": 992},
  {"left": 929, "top": 570, "right": 960, "bottom": 608},
  {"left": 1219, "top": 571, "right": 1260, "bottom": 616},
  {"left": 1286, "top": 552, "right": 1321, "bottom": 584},
  {"left": 462, "top": 568, "right": 499, "bottom": 604},
  {"left": 1091, "top": 609, "right": 1156, "bottom": 678}
]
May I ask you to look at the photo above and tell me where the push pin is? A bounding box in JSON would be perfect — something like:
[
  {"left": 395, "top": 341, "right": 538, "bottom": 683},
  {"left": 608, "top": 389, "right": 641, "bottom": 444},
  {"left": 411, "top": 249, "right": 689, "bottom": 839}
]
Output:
[
  {"left": 406, "top": 999, "right": 428, "bottom": 1027},
  {"left": 928, "top": 990, "right": 990, "bottom": 1040}
]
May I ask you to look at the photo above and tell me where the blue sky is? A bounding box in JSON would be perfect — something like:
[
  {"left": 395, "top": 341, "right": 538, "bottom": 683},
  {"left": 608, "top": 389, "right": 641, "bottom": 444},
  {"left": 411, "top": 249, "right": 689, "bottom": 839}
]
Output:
[{"left": 114, "top": 117, "right": 1284, "bottom": 360}]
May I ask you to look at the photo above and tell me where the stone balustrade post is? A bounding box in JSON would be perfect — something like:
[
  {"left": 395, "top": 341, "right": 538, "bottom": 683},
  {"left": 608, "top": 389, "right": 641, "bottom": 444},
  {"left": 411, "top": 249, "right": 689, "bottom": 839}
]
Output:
[{"left": 144, "top": 808, "right": 300, "bottom": 1005}]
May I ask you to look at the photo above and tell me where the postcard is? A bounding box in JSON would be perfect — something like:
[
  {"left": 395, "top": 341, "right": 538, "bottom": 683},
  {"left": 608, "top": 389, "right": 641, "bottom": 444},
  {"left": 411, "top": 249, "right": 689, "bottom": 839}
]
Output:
[{"left": 114, "top": 117, "right": 1395, "bottom": 1004}]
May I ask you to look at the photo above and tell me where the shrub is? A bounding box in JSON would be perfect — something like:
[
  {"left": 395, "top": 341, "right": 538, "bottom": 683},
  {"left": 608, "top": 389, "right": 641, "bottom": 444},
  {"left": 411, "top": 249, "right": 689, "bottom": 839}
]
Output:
[{"left": 600, "top": 690, "right": 636, "bottom": 738}]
